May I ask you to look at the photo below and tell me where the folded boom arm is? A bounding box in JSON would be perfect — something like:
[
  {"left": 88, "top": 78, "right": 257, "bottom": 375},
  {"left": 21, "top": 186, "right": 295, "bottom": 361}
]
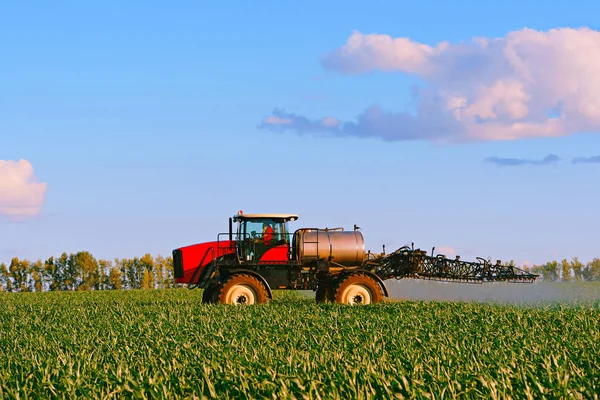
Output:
[{"left": 367, "top": 245, "right": 538, "bottom": 283}]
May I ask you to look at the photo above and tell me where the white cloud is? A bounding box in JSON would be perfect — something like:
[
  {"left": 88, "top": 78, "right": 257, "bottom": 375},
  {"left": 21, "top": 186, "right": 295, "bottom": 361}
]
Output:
[
  {"left": 321, "top": 31, "right": 442, "bottom": 75},
  {"left": 262, "top": 27, "right": 600, "bottom": 142},
  {"left": 321, "top": 117, "right": 340, "bottom": 127},
  {"left": 520, "top": 260, "right": 534, "bottom": 268},
  {"left": 263, "top": 116, "right": 292, "bottom": 125},
  {"left": 0, "top": 159, "right": 47, "bottom": 220},
  {"left": 436, "top": 246, "right": 457, "bottom": 257}
]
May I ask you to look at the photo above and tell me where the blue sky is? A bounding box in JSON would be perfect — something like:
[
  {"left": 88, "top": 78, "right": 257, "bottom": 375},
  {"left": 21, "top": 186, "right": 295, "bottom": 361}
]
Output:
[{"left": 2, "top": 0, "right": 599, "bottom": 267}]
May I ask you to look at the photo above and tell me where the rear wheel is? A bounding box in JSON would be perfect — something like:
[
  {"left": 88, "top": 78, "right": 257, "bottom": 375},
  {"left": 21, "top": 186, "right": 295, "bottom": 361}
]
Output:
[
  {"left": 333, "top": 273, "right": 383, "bottom": 305},
  {"left": 216, "top": 274, "right": 268, "bottom": 305}
]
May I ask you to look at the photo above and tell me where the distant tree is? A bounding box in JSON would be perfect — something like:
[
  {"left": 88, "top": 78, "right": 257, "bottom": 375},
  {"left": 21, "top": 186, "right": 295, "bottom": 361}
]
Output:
[
  {"left": 0, "top": 252, "right": 183, "bottom": 292},
  {"left": 140, "top": 269, "right": 152, "bottom": 289},
  {"left": 571, "top": 257, "right": 584, "bottom": 281},
  {"left": 530, "top": 261, "right": 560, "bottom": 282},
  {"left": 582, "top": 258, "right": 600, "bottom": 281},
  {"left": 530, "top": 264, "right": 543, "bottom": 278},
  {"left": 74, "top": 251, "right": 99, "bottom": 290},
  {"left": 545, "top": 260, "right": 560, "bottom": 282},
  {"left": 154, "top": 255, "right": 166, "bottom": 289},
  {"left": 139, "top": 254, "right": 155, "bottom": 289},
  {"left": 31, "top": 260, "right": 44, "bottom": 292},
  {"left": 6, "top": 258, "right": 31, "bottom": 292},
  {"left": 0, "top": 262, "right": 8, "bottom": 292},
  {"left": 107, "top": 266, "right": 122, "bottom": 290},
  {"left": 591, "top": 259, "right": 600, "bottom": 281},
  {"left": 98, "top": 260, "right": 112, "bottom": 290},
  {"left": 123, "top": 257, "right": 144, "bottom": 290},
  {"left": 60, "top": 253, "right": 78, "bottom": 291},
  {"left": 560, "top": 258, "right": 571, "bottom": 282},
  {"left": 163, "top": 256, "right": 175, "bottom": 288},
  {"left": 117, "top": 258, "right": 130, "bottom": 290},
  {"left": 44, "top": 256, "right": 57, "bottom": 290}
]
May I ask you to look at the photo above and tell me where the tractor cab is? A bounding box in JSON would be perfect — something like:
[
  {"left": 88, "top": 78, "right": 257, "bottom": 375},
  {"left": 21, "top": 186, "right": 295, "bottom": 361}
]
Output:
[{"left": 231, "top": 211, "right": 298, "bottom": 263}]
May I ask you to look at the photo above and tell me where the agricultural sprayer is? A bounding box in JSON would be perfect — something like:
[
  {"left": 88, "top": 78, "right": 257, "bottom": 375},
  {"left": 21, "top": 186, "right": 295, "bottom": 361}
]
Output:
[{"left": 173, "top": 211, "right": 537, "bottom": 305}]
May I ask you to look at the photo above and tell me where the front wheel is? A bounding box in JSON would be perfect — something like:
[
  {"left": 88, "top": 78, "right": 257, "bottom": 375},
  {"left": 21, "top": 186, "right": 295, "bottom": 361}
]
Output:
[
  {"left": 216, "top": 274, "right": 269, "bottom": 305},
  {"left": 333, "top": 273, "right": 384, "bottom": 305}
]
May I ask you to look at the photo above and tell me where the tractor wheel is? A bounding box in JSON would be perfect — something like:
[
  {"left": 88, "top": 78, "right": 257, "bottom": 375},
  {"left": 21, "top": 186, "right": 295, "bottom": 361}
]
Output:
[
  {"left": 216, "top": 274, "right": 268, "bottom": 305},
  {"left": 333, "top": 273, "right": 383, "bottom": 305},
  {"left": 315, "top": 282, "right": 334, "bottom": 303}
]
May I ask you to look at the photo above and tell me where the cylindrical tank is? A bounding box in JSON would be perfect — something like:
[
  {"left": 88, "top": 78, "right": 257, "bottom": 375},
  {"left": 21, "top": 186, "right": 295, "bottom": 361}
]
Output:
[{"left": 295, "top": 229, "right": 366, "bottom": 266}]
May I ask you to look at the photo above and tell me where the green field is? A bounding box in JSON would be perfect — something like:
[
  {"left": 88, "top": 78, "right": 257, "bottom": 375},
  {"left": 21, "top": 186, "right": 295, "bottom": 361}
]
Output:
[{"left": 1, "top": 287, "right": 599, "bottom": 399}]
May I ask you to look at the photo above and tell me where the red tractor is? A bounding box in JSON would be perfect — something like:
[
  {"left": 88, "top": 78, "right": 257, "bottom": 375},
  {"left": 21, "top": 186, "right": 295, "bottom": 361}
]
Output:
[{"left": 172, "top": 211, "right": 537, "bottom": 305}]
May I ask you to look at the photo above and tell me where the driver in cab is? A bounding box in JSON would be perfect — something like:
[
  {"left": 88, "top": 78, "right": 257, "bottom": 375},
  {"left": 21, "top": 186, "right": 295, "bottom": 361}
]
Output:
[{"left": 254, "top": 222, "right": 274, "bottom": 246}]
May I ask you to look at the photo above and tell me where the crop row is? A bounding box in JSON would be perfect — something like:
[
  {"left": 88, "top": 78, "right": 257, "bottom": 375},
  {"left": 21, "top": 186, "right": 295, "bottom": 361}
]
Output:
[{"left": 0, "top": 289, "right": 598, "bottom": 399}]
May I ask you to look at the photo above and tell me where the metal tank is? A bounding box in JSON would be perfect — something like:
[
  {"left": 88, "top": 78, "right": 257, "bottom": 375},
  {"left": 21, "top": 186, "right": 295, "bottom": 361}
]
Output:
[{"left": 294, "top": 228, "right": 366, "bottom": 266}]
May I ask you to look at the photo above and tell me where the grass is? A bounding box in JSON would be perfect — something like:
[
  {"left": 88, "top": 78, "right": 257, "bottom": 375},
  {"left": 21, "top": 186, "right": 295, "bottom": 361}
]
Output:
[{"left": 0, "top": 287, "right": 599, "bottom": 399}]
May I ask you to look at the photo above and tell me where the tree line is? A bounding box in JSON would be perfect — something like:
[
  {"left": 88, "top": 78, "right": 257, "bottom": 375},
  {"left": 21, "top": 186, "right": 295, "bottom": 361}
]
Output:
[
  {"left": 1, "top": 252, "right": 599, "bottom": 293},
  {"left": 0, "top": 252, "right": 175, "bottom": 292},
  {"left": 526, "top": 257, "right": 600, "bottom": 282}
]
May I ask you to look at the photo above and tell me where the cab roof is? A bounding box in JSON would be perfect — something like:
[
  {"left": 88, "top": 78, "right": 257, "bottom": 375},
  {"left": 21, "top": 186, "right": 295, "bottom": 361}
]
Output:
[{"left": 232, "top": 212, "right": 298, "bottom": 222}]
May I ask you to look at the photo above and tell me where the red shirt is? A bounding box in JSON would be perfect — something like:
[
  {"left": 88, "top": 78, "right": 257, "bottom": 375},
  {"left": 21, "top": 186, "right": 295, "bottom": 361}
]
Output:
[{"left": 264, "top": 226, "right": 273, "bottom": 245}]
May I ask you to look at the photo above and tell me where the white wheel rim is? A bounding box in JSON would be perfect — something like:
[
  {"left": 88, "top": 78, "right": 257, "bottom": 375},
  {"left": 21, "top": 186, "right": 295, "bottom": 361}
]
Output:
[
  {"left": 226, "top": 284, "right": 256, "bottom": 305},
  {"left": 341, "top": 283, "right": 372, "bottom": 305}
]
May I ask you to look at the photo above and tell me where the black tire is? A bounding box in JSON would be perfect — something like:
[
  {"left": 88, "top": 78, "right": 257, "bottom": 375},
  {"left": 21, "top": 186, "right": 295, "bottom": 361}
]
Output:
[
  {"left": 333, "top": 273, "right": 384, "bottom": 305},
  {"left": 216, "top": 274, "right": 269, "bottom": 305}
]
